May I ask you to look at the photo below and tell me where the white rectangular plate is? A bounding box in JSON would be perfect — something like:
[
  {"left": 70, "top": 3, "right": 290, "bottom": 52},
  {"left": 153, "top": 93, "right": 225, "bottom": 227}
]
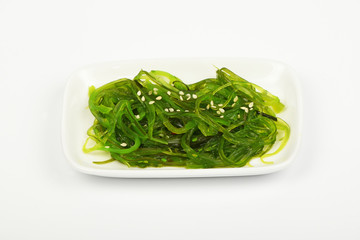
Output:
[{"left": 62, "top": 58, "right": 302, "bottom": 178}]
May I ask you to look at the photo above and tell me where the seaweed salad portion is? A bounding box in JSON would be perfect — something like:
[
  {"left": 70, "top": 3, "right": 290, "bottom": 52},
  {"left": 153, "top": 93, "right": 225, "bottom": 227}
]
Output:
[{"left": 83, "top": 67, "right": 290, "bottom": 169}]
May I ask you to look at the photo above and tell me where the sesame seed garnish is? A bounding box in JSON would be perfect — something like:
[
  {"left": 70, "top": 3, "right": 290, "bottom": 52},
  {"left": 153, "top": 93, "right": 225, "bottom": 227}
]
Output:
[
  {"left": 249, "top": 102, "right": 254, "bottom": 108},
  {"left": 141, "top": 96, "right": 145, "bottom": 102},
  {"left": 164, "top": 108, "right": 169, "bottom": 112},
  {"left": 180, "top": 95, "right": 184, "bottom": 101},
  {"left": 135, "top": 115, "right": 140, "bottom": 119},
  {"left": 179, "top": 91, "right": 184, "bottom": 96},
  {"left": 148, "top": 91, "right": 152, "bottom": 95},
  {"left": 192, "top": 94, "right": 198, "bottom": 99},
  {"left": 220, "top": 115, "right": 224, "bottom": 118},
  {"left": 231, "top": 103, "right": 236, "bottom": 107},
  {"left": 237, "top": 114, "right": 241, "bottom": 119},
  {"left": 167, "top": 91, "right": 171, "bottom": 95},
  {"left": 206, "top": 104, "right": 210, "bottom": 109},
  {"left": 185, "top": 110, "right": 189, "bottom": 112},
  {"left": 120, "top": 143, "right": 127, "bottom": 147},
  {"left": 176, "top": 109, "right": 180, "bottom": 112},
  {"left": 211, "top": 105, "right": 217, "bottom": 109},
  {"left": 105, "top": 146, "right": 110, "bottom": 149},
  {"left": 169, "top": 108, "right": 174, "bottom": 112},
  {"left": 153, "top": 88, "right": 158, "bottom": 92},
  {"left": 210, "top": 100, "right": 214, "bottom": 106},
  {"left": 219, "top": 108, "right": 225, "bottom": 113},
  {"left": 186, "top": 93, "right": 191, "bottom": 100},
  {"left": 241, "top": 106, "right": 249, "bottom": 113},
  {"left": 218, "top": 104, "right": 223, "bottom": 107},
  {"left": 234, "top": 96, "right": 239, "bottom": 102},
  {"left": 149, "top": 101, "right": 155, "bottom": 105},
  {"left": 137, "top": 90, "right": 141, "bottom": 96},
  {"left": 216, "top": 110, "right": 221, "bottom": 115},
  {"left": 159, "top": 133, "right": 164, "bottom": 137},
  {"left": 156, "top": 96, "right": 162, "bottom": 100}
]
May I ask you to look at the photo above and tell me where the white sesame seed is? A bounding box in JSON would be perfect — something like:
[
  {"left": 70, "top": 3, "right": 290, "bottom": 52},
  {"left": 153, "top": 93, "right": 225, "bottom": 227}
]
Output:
[
  {"left": 231, "top": 103, "right": 236, "bottom": 107},
  {"left": 176, "top": 109, "right": 180, "bottom": 112},
  {"left": 185, "top": 110, "right": 189, "bottom": 112},
  {"left": 210, "top": 100, "right": 214, "bottom": 106},
  {"left": 120, "top": 143, "right": 127, "bottom": 147},
  {"left": 153, "top": 88, "right": 158, "bottom": 92},
  {"left": 234, "top": 96, "right": 239, "bottom": 102},
  {"left": 216, "top": 110, "right": 221, "bottom": 115},
  {"left": 135, "top": 115, "right": 140, "bottom": 119},
  {"left": 241, "top": 107, "right": 249, "bottom": 113},
  {"left": 186, "top": 94, "right": 191, "bottom": 100},
  {"left": 156, "top": 96, "right": 162, "bottom": 100},
  {"left": 218, "top": 104, "right": 223, "bottom": 107},
  {"left": 206, "top": 104, "right": 210, "bottom": 109},
  {"left": 137, "top": 90, "right": 141, "bottom": 96},
  {"left": 167, "top": 91, "right": 171, "bottom": 95},
  {"left": 211, "top": 105, "right": 217, "bottom": 109},
  {"left": 159, "top": 133, "right": 164, "bottom": 137},
  {"left": 237, "top": 114, "right": 241, "bottom": 119},
  {"left": 180, "top": 95, "right": 184, "bottom": 101},
  {"left": 141, "top": 96, "right": 145, "bottom": 102},
  {"left": 149, "top": 101, "right": 155, "bottom": 105},
  {"left": 179, "top": 91, "right": 184, "bottom": 96},
  {"left": 220, "top": 115, "right": 224, "bottom": 118},
  {"left": 148, "top": 91, "right": 152, "bottom": 95},
  {"left": 219, "top": 108, "right": 225, "bottom": 113},
  {"left": 192, "top": 94, "right": 198, "bottom": 99},
  {"left": 250, "top": 108, "right": 253, "bottom": 111},
  {"left": 164, "top": 108, "right": 169, "bottom": 112},
  {"left": 169, "top": 108, "right": 174, "bottom": 112},
  {"left": 105, "top": 146, "right": 110, "bottom": 149},
  {"left": 249, "top": 102, "right": 254, "bottom": 108}
]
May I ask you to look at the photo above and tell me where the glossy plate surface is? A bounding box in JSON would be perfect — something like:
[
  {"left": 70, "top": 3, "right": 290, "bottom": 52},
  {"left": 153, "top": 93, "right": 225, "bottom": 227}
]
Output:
[{"left": 62, "top": 58, "right": 302, "bottom": 178}]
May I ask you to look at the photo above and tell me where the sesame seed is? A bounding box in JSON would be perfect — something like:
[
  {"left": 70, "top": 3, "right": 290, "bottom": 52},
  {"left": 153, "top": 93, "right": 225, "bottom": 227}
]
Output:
[
  {"left": 192, "top": 94, "right": 198, "bottom": 99},
  {"left": 216, "top": 110, "right": 221, "bottom": 115},
  {"left": 218, "top": 104, "right": 223, "bottom": 107},
  {"left": 185, "top": 110, "right": 189, "bottom": 112},
  {"left": 249, "top": 102, "right": 254, "bottom": 108},
  {"left": 210, "top": 100, "right": 214, "bottom": 106},
  {"left": 149, "top": 101, "right": 155, "bottom": 105},
  {"left": 159, "top": 133, "right": 164, "bottom": 137},
  {"left": 180, "top": 95, "right": 184, "bottom": 101},
  {"left": 186, "top": 94, "right": 191, "bottom": 100},
  {"left": 171, "top": 83, "right": 174, "bottom": 87},
  {"left": 137, "top": 90, "right": 141, "bottom": 96},
  {"left": 141, "top": 96, "right": 145, "bottom": 102},
  {"left": 120, "top": 143, "right": 127, "bottom": 147},
  {"left": 237, "top": 114, "right": 241, "bottom": 119},
  {"left": 250, "top": 108, "right": 253, "bottom": 111},
  {"left": 220, "top": 115, "right": 224, "bottom": 118},
  {"left": 156, "top": 96, "right": 162, "bottom": 100},
  {"left": 231, "top": 103, "right": 236, "bottom": 107},
  {"left": 167, "top": 91, "right": 171, "bottom": 95},
  {"left": 176, "top": 109, "right": 180, "bottom": 112},
  {"left": 219, "top": 108, "right": 225, "bottom": 113},
  {"left": 105, "top": 146, "right": 110, "bottom": 149},
  {"left": 164, "top": 108, "right": 169, "bottom": 112},
  {"left": 234, "top": 96, "right": 239, "bottom": 102},
  {"left": 211, "top": 105, "right": 217, "bottom": 109},
  {"left": 179, "top": 91, "right": 184, "bottom": 96},
  {"left": 135, "top": 115, "right": 140, "bottom": 119},
  {"left": 169, "top": 108, "right": 174, "bottom": 112},
  {"left": 241, "top": 107, "right": 249, "bottom": 113},
  {"left": 153, "top": 88, "right": 158, "bottom": 92},
  {"left": 148, "top": 91, "right": 152, "bottom": 95},
  {"left": 206, "top": 104, "right": 210, "bottom": 109}
]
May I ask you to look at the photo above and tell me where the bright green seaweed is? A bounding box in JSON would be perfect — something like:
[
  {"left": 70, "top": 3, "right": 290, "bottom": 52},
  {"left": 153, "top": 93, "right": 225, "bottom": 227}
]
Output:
[{"left": 83, "top": 67, "right": 290, "bottom": 168}]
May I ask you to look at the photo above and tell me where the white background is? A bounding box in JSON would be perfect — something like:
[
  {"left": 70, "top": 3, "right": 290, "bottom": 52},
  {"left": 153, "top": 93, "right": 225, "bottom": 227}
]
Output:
[{"left": 1, "top": 0, "right": 359, "bottom": 239}]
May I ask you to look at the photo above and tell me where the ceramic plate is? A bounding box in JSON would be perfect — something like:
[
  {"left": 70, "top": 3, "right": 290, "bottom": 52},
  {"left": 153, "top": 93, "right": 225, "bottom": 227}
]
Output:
[{"left": 62, "top": 58, "right": 302, "bottom": 178}]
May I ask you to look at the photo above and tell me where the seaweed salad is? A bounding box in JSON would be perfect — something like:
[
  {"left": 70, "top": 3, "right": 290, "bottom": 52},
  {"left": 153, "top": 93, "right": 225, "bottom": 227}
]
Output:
[{"left": 83, "top": 67, "right": 290, "bottom": 169}]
